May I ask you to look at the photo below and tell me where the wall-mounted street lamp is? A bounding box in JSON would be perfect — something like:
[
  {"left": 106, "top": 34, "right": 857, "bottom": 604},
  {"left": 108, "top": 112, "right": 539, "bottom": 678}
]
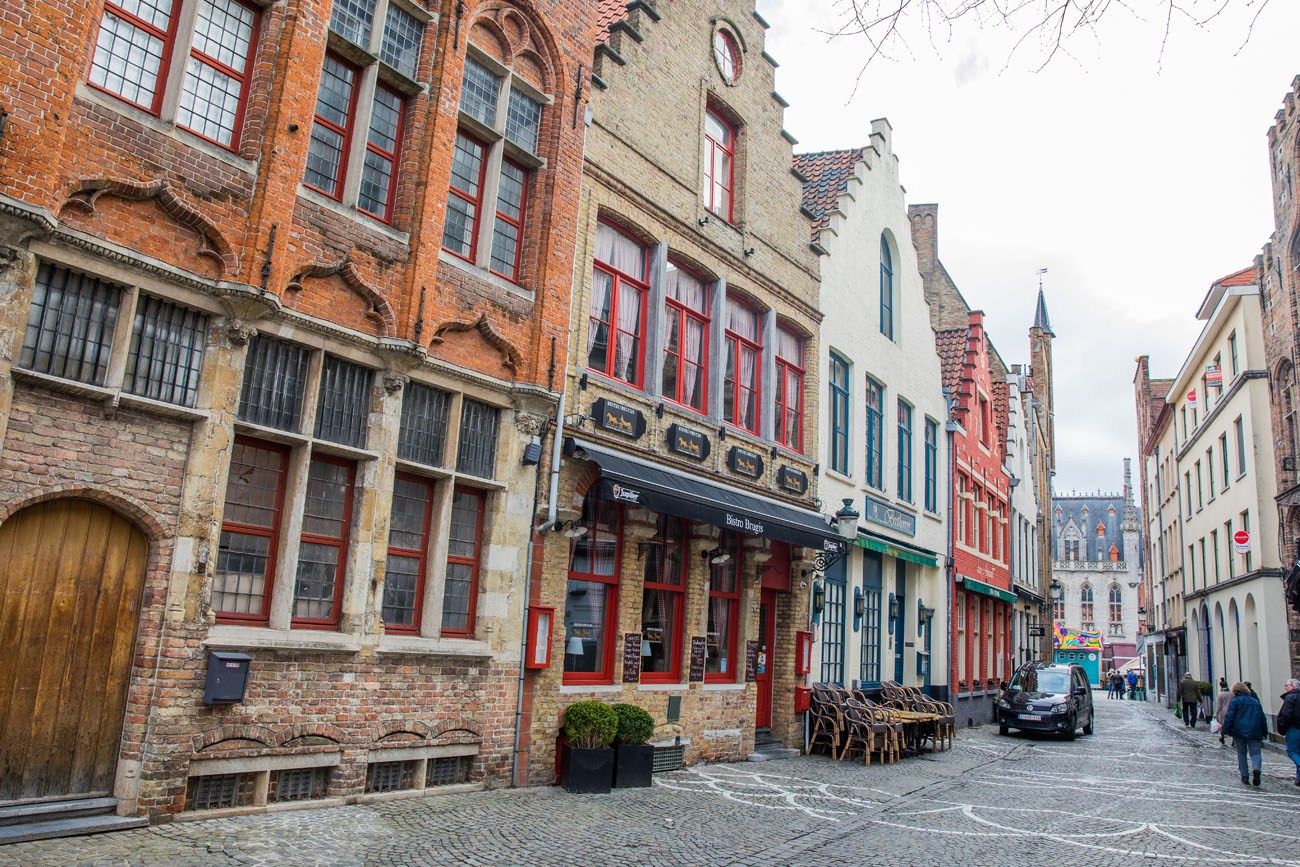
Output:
[
  {"left": 852, "top": 586, "right": 864, "bottom": 632},
  {"left": 832, "top": 498, "right": 860, "bottom": 538}
]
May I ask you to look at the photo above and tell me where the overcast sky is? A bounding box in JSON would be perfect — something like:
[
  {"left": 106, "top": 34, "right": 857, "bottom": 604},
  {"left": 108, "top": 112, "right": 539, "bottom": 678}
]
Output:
[{"left": 758, "top": 0, "right": 1298, "bottom": 496}]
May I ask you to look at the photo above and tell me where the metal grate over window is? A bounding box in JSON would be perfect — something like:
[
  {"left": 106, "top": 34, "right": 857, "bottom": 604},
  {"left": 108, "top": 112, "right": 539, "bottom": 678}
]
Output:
[
  {"left": 269, "top": 766, "right": 330, "bottom": 803},
  {"left": 238, "top": 335, "right": 310, "bottom": 431},
  {"left": 652, "top": 745, "right": 685, "bottom": 773},
  {"left": 124, "top": 293, "right": 208, "bottom": 407},
  {"left": 426, "top": 755, "right": 472, "bottom": 787},
  {"left": 314, "top": 355, "right": 372, "bottom": 448},
  {"left": 20, "top": 262, "right": 122, "bottom": 386},
  {"left": 365, "top": 760, "right": 416, "bottom": 794},
  {"left": 455, "top": 399, "right": 498, "bottom": 478},
  {"left": 398, "top": 382, "right": 451, "bottom": 466},
  {"left": 185, "top": 773, "right": 255, "bottom": 811}
]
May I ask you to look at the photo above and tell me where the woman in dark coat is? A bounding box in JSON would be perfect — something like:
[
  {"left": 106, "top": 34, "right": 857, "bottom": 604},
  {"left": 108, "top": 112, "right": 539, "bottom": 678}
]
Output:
[{"left": 1221, "top": 681, "right": 1268, "bottom": 787}]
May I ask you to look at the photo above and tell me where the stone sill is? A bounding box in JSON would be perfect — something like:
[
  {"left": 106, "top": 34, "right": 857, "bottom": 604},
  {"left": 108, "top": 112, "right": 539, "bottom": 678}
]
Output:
[
  {"left": 374, "top": 635, "right": 494, "bottom": 658},
  {"left": 204, "top": 625, "right": 362, "bottom": 654},
  {"left": 701, "top": 682, "right": 747, "bottom": 692},
  {"left": 559, "top": 683, "right": 624, "bottom": 695}
]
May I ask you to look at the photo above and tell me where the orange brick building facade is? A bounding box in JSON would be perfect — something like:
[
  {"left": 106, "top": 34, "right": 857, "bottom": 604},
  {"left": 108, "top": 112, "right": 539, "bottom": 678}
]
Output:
[{"left": 0, "top": 0, "right": 594, "bottom": 820}]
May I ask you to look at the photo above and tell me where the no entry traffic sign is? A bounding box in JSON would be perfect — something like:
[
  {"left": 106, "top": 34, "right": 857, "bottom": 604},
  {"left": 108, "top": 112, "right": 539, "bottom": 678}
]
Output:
[{"left": 1233, "top": 530, "right": 1250, "bottom": 554}]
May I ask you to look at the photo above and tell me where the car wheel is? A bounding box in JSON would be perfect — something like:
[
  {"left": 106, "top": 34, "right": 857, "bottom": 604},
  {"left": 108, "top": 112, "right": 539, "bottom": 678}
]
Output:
[
  {"left": 1083, "top": 712, "right": 1094, "bottom": 736},
  {"left": 999, "top": 723, "right": 1009, "bottom": 736},
  {"left": 1064, "top": 714, "right": 1078, "bottom": 741}
]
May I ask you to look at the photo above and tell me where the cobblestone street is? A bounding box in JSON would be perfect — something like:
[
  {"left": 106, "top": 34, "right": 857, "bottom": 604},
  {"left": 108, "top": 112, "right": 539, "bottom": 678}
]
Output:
[{"left": 3, "top": 697, "right": 1297, "bottom": 866}]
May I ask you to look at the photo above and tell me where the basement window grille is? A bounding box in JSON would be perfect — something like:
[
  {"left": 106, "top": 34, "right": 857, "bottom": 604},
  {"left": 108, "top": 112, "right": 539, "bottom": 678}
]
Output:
[
  {"left": 20, "top": 262, "right": 122, "bottom": 387},
  {"left": 426, "top": 755, "right": 472, "bottom": 787},
  {"left": 652, "top": 745, "right": 685, "bottom": 774},
  {"left": 365, "top": 760, "right": 417, "bottom": 793},
  {"left": 269, "top": 766, "right": 331, "bottom": 803},
  {"left": 314, "top": 355, "right": 372, "bottom": 448},
  {"left": 124, "top": 293, "right": 208, "bottom": 407},
  {"left": 238, "top": 335, "right": 310, "bottom": 431},
  {"left": 185, "top": 773, "right": 255, "bottom": 811},
  {"left": 397, "top": 381, "right": 451, "bottom": 466}
]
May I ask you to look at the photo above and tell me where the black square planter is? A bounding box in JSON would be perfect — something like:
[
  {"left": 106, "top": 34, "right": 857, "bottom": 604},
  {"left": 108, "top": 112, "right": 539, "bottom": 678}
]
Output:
[
  {"left": 614, "top": 743, "right": 655, "bottom": 788},
  {"left": 564, "top": 747, "right": 614, "bottom": 794}
]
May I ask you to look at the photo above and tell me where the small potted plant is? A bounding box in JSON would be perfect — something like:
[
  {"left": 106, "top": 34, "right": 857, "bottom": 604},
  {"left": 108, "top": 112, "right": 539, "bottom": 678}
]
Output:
[
  {"left": 612, "top": 703, "right": 656, "bottom": 789},
  {"left": 562, "top": 700, "right": 618, "bottom": 794}
]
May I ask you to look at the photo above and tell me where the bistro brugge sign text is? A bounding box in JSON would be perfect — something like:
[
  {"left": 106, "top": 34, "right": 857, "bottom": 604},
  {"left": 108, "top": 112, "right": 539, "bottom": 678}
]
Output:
[
  {"left": 665, "top": 424, "right": 710, "bottom": 461},
  {"left": 726, "top": 445, "right": 764, "bottom": 479},
  {"left": 863, "top": 494, "right": 916, "bottom": 536},
  {"left": 724, "top": 512, "right": 765, "bottom": 535},
  {"left": 591, "top": 397, "right": 646, "bottom": 439}
]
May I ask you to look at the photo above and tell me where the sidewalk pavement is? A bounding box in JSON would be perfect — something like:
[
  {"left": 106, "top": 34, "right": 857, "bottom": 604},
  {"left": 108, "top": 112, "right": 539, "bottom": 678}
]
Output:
[{"left": 1131, "top": 696, "right": 1289, "bottom": 757}]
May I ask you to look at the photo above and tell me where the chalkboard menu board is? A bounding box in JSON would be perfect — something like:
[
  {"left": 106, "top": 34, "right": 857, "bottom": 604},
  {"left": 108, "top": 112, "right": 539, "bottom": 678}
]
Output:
[
  {"left": 688, "top": 636, "right": 707, "bottom": 682},
  {"left": 622, "top": 632, "right": 642, "bottom": 683},
  {"left": 745, "top": 640, "right": 759, "bottom": 682}
]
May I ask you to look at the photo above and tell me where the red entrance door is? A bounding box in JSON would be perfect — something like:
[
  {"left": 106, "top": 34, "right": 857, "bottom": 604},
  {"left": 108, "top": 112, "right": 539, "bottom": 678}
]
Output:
[{"left": 756, "top": 589, "right": 777, "bottom": 728}]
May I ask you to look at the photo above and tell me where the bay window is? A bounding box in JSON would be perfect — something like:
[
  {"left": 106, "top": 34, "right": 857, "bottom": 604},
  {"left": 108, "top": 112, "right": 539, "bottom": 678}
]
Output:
[
  {"left": 774, "top": 327, "right": 805, "bottom": 452},
  {"left": 586, "top": 222, "right": 649, "bottom": 387},
  {"left": 90, "top": 0, "right": 261, "bottom": 149},
  {"left": 444, "top": 51, "right": 547, "bottom": 283},
  {"left": 564, "top": 491, "right": 622, "bottom": 683},
  {"left": 661, "top": 261, "right": 710, "bottom": 412},
  {"left": 723, "top": 299, "right": 762, "bottom": 433},
  {"left": 865, "top": 376, "right": 884, "bottom": 489},
  {"left": 304, "top": 0, "right": 426, "bottom": 223},
  {"left": 641, "top": 515, "right": 687, "bottom": 682},
  {"left": 706, "top": 532, "right": 743, "bottom": 681},
  {"left": 703, "top": 108, "right": 735, "bottom": 221}
]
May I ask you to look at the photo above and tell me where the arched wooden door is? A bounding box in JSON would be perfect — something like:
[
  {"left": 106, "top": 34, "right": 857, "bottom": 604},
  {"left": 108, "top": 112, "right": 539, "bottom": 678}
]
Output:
[{"left": 0, "top": 499, "right": 149, "bottom": 801}]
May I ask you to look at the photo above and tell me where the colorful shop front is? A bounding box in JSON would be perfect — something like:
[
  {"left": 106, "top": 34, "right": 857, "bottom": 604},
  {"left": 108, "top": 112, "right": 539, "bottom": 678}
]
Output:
[{"left": 1053, "top": 623, "right": 1105, "bottom": 686}]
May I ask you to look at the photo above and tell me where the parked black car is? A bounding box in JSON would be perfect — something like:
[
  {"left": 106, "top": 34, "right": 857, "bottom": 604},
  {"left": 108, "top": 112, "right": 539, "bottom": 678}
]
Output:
[{"left": 996, "top": 662, "right": 1094, "bottom": 739}]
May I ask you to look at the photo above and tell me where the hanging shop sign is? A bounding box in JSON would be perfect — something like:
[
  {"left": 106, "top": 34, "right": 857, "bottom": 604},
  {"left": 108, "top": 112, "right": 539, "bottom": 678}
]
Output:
[
  {"left": 665, "top": 424, "right": 710, "bottom": 461},
  {"left": 776, "top": 465, "right": 808, "bottom": 495},
  {"left": 591, "top": 397, "right": 647, "bottom": 439},
  {"left": 727, "top": 445, "right": 764, "bottom": 479}
]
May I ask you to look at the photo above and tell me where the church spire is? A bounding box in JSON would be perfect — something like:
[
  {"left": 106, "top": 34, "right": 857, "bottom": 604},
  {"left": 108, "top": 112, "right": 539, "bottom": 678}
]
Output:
[{"left": 1033, "top": 287, "right": 1054, "bottom": 336}]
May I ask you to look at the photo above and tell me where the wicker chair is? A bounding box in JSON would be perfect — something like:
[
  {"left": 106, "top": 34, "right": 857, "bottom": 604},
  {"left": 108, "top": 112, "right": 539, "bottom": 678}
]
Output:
[{"left": 809, "top": 684, "right": 846, "bottom": 758}]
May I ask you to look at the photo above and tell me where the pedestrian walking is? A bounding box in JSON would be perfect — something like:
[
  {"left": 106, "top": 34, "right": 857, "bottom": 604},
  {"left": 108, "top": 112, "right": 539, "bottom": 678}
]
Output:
[
  {"left": 1112, "top": 671, "right": 1125, "bottom": 700},
  {"left": 1105, "top": 669, "right": 1115, "bottom": 699},
  {"left": 1245, "top": 682, "right": 1259, "bottom": 700},
  {"left": 1127, "top": 669, "right": 1138, "bottom": 700},
  {"left": 1278, "top": 677, "right": 1300, "bottom": 788},
  {"left": 1220, "top": 682, "right": 1268, "bottom": 787},
  {"left": 1179, "top": 673, "right": 1200, "bottom": 728},
  {"left": 1213, "top": 681, "right": 1233, "bottom": 728}
]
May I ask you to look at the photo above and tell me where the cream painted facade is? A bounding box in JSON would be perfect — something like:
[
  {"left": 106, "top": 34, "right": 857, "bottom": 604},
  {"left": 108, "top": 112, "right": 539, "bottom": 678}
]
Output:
[
  {"left": 1167, "top": 277, "right": 1291, "bottom": 718},
  {"left": 805, "top": 120, "right": 949, "bottom": 694},
  {"left": 1142, "top": 405, "right": 1188, "bottom": 704}
]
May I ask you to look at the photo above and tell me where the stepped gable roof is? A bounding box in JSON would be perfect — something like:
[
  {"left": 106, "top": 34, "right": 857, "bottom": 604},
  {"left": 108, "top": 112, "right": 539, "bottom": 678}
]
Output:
[
  {"left": 793, "top": 148, "right": 863, "bottom": 241},
  {"left": 1052, "top": 493, "right": 1139, "bottom": 563},
  {"left": 935, "top": 327, "right": 968, "bottom": 396},
  {"left": 596, "top": 0, "right": 627, "bottom": 43}
]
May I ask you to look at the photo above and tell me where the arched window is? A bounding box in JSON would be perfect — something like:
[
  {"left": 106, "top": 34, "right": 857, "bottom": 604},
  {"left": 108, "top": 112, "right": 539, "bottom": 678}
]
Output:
[
  {"left": 1108, "top": 584, "right": 1123, "bottom": 623},
  {"left": 879, "top": 235, "right": 894, "bottom": 340},
  {"left": 1080, "top": 583, "right": 1094, "bottom": 624}
]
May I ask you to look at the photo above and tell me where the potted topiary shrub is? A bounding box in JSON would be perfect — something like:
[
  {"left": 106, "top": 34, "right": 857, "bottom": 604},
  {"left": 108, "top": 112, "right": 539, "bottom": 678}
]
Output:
[
  {"left": 612, "top": 703, "right": 656, "bottom": 789},
  {"left": 563, "top": 700, "right": 618, "bottom": 794}
]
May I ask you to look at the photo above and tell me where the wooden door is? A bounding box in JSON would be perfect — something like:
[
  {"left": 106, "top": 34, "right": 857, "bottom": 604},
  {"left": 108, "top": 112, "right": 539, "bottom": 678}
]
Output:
[
  {"left": 755, "top": 590, "right": 777, "bottom": 729},
  {"left": 0, "top": 499, "right": 148, "bottom": 801}
]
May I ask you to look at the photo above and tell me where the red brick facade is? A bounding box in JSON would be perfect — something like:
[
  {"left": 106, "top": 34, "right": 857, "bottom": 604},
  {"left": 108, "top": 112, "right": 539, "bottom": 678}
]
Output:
[{"left": 0, "top": 0, "right": 595, "bottom": 820}]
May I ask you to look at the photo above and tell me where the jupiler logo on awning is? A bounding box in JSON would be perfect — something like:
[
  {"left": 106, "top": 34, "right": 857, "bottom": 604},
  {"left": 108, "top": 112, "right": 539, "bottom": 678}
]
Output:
[{"left": 610, "top": 483, "right": 641, "bottom": 504}]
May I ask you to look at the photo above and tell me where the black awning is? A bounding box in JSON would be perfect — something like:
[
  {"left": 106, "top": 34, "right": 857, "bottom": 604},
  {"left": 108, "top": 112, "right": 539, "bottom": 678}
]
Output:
[{"left": 568, "top": 438, "right": 847, "bottom": 556}]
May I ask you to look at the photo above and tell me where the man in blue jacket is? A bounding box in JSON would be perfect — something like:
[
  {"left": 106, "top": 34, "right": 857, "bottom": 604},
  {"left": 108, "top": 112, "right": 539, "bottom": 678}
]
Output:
[
  {"left": 1221, "top": 681, "right": 1269, "bottom": 787},
  {"left": 1278, "top": 678, "right": 1300, "bottom": 787}
]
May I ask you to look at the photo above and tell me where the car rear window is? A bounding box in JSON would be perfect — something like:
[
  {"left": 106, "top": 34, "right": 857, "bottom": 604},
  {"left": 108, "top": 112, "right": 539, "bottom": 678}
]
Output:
[{"left": 1009, "top": 669, "right": 1070, "bottom": 694}]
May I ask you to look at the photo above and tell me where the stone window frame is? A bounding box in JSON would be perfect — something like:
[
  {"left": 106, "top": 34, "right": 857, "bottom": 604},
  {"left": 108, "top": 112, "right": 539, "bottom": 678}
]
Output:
[
  {"left": 442, "top": 43, "right": 553, "bottom": 285},
  {"left": 13, "top": 251, "right": 219, "bottom": 421},
  {"left": 773, "top": 325, "right": 806, "bottom": 453},
  {"left": 639, "top": 514, "right": 690, "bottom": 685},
  {"left": 562, "top": 489, "right": 625, "bottom": 686},
  {"left": 702, "top": 105, "right": 737, "bottom": 223},
  {"left": 302, "top": 0, "right": 432, "bottom": 226},
  {"left": 87, "top": 0, "right": 265, "bottom": 152}
]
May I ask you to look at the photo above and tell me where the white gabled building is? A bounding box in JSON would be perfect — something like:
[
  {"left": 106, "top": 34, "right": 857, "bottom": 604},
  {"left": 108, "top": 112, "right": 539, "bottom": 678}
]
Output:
[{"left": 795, "top": 120, "right": 950, "bottom": 698}]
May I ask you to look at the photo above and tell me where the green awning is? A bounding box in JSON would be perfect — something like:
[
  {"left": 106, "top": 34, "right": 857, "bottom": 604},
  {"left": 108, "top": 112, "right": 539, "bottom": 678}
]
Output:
[
  {"left": 960, "top": 575, "right": 1017, "bottom": 605},
  {"left": 853, "top": 535, "right": 939, "bottom": 568}
]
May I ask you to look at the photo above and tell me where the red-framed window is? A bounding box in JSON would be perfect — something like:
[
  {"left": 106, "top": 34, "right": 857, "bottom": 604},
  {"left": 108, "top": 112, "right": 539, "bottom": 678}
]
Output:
[
  {"left": 662, "top": 261, "right": 711, "bottom": 412},
  {"left": 774, "top": 327, "right": 805, "bottom": 451},
  {"left": 175, "top": 0, "right": 261, "bottom": 149},
  {"left": 703, "top": 108, "right": 735, "bottom": 221},
  {"left": 291, "top": 454, "right": 355, "bottom": 629},
  {"left": 358, "top": 84, "right": 406, "bottom": 223},
  {"left": 563, "top": 490, "right": 623, "bottom": 684},
  {"left": 304, "top": 53, "right": 361, "bottom": 201},
  {"left": 641, "top": 515, "right": 688, "bottom": 683},
  {"left": 212, "top": 437, "right": 289, "bottom": 624},
  {"left": 442, "top": 130, "right": 488, "bottom": 261},
  {"left": 88, "top": 0, "right": 182, "bottom": 115},
  {"left": 723, "top": 298, "right": 762, "bottom": 434},
  {"left": 441, "top": 486, "right": 486, "bottom": 637},
  {"left": 489, "top": 159, "right": 529, "bottom": 280},
  {"left": 586, "top": 221, "right": 649, "bottom": 388},
  {"left": 706, "top": 532, "right": 743, "bottom": 683},
  {"left": 381, "top": 473, "right": 434, "bottom": 633}
]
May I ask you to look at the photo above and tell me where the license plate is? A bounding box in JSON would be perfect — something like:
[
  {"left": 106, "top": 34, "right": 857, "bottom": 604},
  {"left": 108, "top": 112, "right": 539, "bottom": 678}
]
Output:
[{"left": 1018, "top": 713, "right": 1041, "bottom": 721}]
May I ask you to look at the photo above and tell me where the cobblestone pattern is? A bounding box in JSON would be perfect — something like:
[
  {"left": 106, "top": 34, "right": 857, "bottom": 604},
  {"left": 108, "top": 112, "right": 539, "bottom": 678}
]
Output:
[{"left": 5, "top": 697, "right": 1298, "bottom": 866}]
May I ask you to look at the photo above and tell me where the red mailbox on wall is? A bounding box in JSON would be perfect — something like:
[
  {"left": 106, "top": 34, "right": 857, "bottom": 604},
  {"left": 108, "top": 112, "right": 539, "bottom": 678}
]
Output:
[
  {"left": 794, "top": 685, "right": 811, "bottom": 713},
  {"left": 525, "top": 606, "right": 555, "bottom": 669},
  {"left": 794, "top": 630, "right": 813, "bottom": 676}
]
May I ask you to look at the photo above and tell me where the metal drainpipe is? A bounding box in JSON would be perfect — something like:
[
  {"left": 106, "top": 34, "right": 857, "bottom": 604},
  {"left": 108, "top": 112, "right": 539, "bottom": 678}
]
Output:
[
  {"left": 945, "top": 415, "right": 957, "bottom": 704},
  {"left": 510, "top": 388, "right": 565, "bottom": 786}
]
